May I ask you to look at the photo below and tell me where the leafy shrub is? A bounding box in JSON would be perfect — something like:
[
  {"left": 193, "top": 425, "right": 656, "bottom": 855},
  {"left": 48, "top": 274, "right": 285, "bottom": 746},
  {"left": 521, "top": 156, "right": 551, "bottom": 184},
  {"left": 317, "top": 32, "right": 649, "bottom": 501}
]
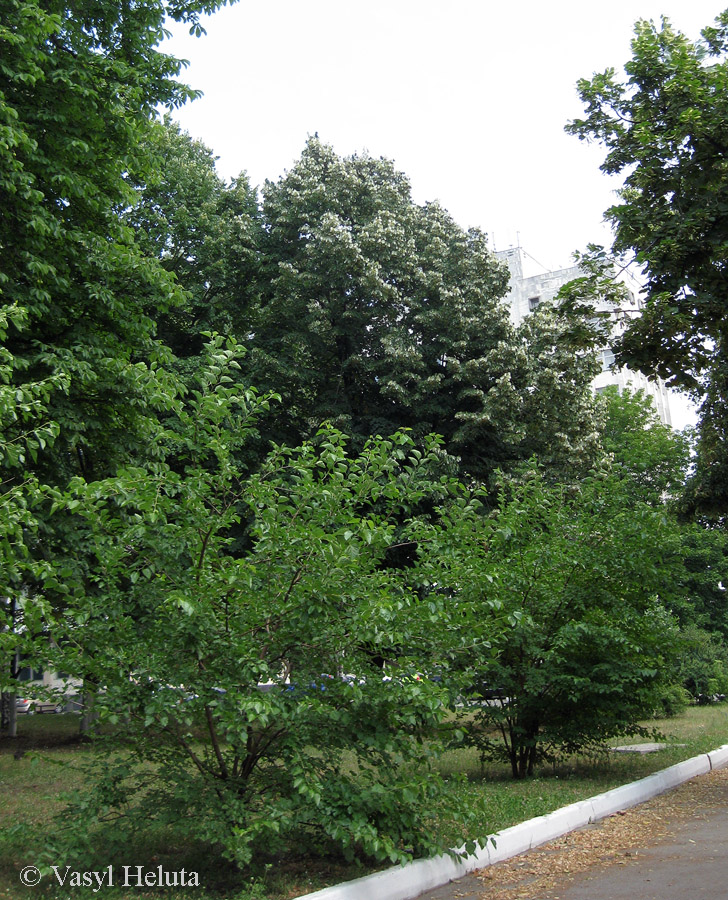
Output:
[
  {"left": 676, "top": 625, "right": 728, "bottom": 703},
  {"left": 653, "top": 684, "right": 692, "bottom": 718},
  {"left": 451, "top": 466, "right": 682, "bottom": 777},
  {"left": 45, "top": 338, "right": 490, "bottom": 867}
]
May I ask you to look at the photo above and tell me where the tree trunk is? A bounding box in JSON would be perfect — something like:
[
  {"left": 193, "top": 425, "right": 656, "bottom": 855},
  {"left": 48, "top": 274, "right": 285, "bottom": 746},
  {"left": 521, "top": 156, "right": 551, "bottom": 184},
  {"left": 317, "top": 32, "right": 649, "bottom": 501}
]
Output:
[
  {"left": 1, "top": 612, "right": 20, "bottom": 738},
  {"left": 1, "top": 691, "right": 18, "bottom": 738},
  {"left": 518, "top": 746, "right": 529, "bottom": 779},
  {"left": 79, "top": 677, "right": 99, "bottom": 735},
  {"left": 6, "top": 690, "right": 18, "bottom": 738}
]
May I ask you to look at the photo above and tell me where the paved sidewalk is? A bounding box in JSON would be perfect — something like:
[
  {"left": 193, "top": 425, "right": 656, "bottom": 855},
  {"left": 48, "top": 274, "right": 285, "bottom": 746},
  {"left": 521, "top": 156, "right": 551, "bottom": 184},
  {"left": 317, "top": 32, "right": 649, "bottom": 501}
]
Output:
[
  {"left": 417, "top": 765, "right": 728, "bottom": 900},
  {"left": 555, "top": 807, "right": 728, "bottom": 900}
]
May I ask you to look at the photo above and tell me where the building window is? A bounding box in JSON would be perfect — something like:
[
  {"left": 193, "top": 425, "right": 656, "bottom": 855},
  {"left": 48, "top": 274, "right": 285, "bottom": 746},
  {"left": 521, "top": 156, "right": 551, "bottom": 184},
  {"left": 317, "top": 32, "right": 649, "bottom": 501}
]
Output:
[
  {"left": 601, "top": 348, "right": 616, "bottom": 371},
  {"left": 528, "top": 296, "right": 540, "bottom": 311},
  {"left": 18, "top": 666, "right": 44, "bottom": 682}
]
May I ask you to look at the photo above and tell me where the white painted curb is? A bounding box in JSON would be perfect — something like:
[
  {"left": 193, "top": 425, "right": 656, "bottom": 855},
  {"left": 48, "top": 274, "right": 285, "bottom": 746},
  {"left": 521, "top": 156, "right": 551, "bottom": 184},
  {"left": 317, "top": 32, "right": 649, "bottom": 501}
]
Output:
[
  {"left": 708, "top": 744, "right": 728, "bottom": 770},
  {"left": 295, "top": 744, "right": 728, "bottom": 900}
]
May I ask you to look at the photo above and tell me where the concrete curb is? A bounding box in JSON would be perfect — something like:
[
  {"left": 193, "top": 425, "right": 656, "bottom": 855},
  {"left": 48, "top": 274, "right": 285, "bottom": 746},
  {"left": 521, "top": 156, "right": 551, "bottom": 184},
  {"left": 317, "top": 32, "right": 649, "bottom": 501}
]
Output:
[
  {"left": 708, "top": 744, "right": 728, "bottom": 770},
  {"left": 295, "top": 744, "right": 728, "bottom": 900}
]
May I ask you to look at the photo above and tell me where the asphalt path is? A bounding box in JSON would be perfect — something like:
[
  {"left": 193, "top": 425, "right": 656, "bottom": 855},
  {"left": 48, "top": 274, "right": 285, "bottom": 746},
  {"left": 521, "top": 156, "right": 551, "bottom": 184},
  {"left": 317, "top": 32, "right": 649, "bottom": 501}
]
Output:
[
  {"left": 549, "top": 802, "right": 728, "bottom": 900},
  {"left": 416, "top": 765, "right": 728, "bottom": 900}
]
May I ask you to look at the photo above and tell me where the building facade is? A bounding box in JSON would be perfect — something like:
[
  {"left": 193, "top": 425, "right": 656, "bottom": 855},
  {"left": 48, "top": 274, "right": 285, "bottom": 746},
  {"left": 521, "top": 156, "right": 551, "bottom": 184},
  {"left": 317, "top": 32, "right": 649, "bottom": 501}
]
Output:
[{"left": 496, "top": 247, "right": 672, "bottom": 425}]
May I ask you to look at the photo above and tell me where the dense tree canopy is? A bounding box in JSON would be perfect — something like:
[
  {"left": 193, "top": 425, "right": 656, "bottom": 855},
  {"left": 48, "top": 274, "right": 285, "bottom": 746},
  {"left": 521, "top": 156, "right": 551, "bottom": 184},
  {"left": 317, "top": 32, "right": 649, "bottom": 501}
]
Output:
[
  {"left": 125, "top": 118, "right": 261, "bottom": 365},
  {"left": 3, "top": 2, "right": 714, "bottom": 874},
  {"left": 568, "top": 10, "right": 728, "bottom": 518},
  {"left": 0, "top": 0, "right": 237, "bottom": 729},
  {"left": 243, "top": 137, "right": 605, "bottom": 481},
  {"left": 251, "top": 138, "right": 511, "bottom": 466},
  {"left": 595, "top": 388, "right": 728, "bottom": 701},
  {"left": 568, "top": 12, "right": 728, "bottom": 390},
  {"left": 46, "top": 338, "right": 492, "bottom": 866},
  {"left": 0, "top": 0, "right": 232, "bottom": 483},
  {"left": 455, "top": 465, "right": 682, "bottom": 778},
  {"left": 599, "top": 386, "right": 690, "bottom": 506}
]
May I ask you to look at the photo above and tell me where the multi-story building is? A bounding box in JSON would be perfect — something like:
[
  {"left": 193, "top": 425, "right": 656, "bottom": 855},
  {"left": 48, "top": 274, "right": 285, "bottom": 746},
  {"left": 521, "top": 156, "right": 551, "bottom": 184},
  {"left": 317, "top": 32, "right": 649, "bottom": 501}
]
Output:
[{"left": 496, "top": 246, "right": 672, "bottom": 425}]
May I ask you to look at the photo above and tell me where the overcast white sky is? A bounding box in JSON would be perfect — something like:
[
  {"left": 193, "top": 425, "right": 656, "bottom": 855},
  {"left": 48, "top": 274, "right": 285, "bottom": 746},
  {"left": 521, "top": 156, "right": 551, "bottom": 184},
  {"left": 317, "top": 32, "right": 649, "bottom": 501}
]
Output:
[{"left": 164, "top": 0, "right": 724, "bottom": 427}]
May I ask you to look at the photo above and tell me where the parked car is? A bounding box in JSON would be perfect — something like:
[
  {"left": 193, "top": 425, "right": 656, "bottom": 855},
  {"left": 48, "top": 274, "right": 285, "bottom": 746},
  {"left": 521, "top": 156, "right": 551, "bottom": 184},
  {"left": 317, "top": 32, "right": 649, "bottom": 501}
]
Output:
[
  {"left": 15, "top": 697, "right": 34, "bottom": 714},
  {"left": 34, "top": 699, "right": 65, "bottom": 714}
]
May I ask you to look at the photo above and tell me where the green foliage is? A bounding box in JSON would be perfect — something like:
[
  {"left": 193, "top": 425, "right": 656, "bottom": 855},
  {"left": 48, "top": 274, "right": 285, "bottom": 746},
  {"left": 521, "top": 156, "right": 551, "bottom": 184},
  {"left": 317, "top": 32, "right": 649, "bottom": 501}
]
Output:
[
  {"left": 44, "top": 337, "right": 489, "bottom": 867},
  {"left": 568, "top": 11, "right": 728, "bottom": 518},
  {"left": 568, "top": 12, "right": 728, "bottom": 390},
  {"left": 0, "top": 0, "right": 242, "bottom": 722},
  {"left": 118, "top": 130, "right": 610, "bottom": 483},
  {"left": 6, "top": 0, "right": 715, "bottom": 865},
  {"left": 681, "top": 356, "right": 728, "bottom": 520},
  {"left": 671, "top": 524, "right": 728, "bottom": 638},
  {"left": 592, "top": 389, "right": 728, "bottom": 678},
  {"left": 246, "top": 137, "right": 604, "bottom": 482},
  {"left": 674, "top": 624, "right": 728, "bottom": 702},
  {"left": 458, "top": 465, "right": 682, "bottom": 778},
  {"left": 125, "top": 118, "right": 261, "bottom": 366},
  {"left": 509, "top": 253, "right": 618, "bottom": 478},
  {"left": 1, "top": 2, "right": 240, "bottom": 644},
  {"left": 653, "top": 683, "right": 692, "bottom": 718},
  {"left": 599, "top": 386, "right": 690, "bottom": 505},
  {"left": 0, "top": 1, "right": 222, "bottom": 480},
  {"left": 0, "top": 302, "right": 61, "bottom": 586},
  {"left": 0, "top": 301, "right": 70, "bottom": 692},
  {"left": 251, "top": 138, "right": 508, "bottom": 471}
]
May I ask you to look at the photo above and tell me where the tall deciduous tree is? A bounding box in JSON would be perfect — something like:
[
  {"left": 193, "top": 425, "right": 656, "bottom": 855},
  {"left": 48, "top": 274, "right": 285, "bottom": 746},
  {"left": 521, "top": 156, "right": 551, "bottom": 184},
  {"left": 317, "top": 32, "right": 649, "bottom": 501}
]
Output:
[
  {"left": 1, "top": 0, "right": 233, "bottom": 483},
  {"left": 252, "top": 138, "right": 510, "bottom": 471},
  {"left": 125, "top": 118, "right": 261, "bottom": 365},
  {"left": 250, "top": 137, "right": 604, "bottom": 481},
  {"left": 0, "top": 0, "right": 234, "bottom": 722},
  {"left": 567, "top": 11, "right": 728, "bottom": 518},
  {"left": 599, "top": 386, "right": 690, "bottom": 506}
]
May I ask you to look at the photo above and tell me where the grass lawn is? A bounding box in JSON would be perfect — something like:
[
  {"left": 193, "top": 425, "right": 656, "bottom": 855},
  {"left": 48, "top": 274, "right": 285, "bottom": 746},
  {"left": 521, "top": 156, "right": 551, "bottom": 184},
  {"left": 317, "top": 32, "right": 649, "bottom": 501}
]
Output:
[{"left": 1, "top": 705, "right": 727, "bottom": 900}]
